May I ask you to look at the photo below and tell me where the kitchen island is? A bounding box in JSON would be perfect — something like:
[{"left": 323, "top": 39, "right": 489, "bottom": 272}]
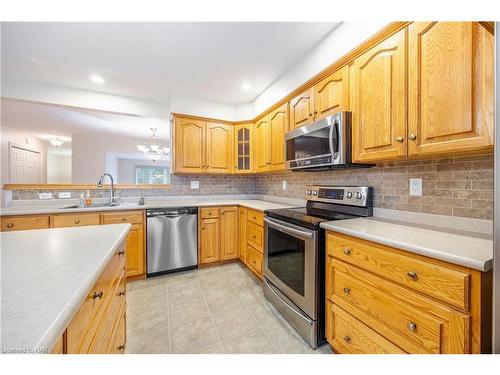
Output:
[{"left": 1, "top": 223, "right": 131, "bottom": 354}]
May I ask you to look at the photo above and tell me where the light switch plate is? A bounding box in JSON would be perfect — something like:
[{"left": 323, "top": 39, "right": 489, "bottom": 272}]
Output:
[
  {"left": 409, "top": 178, "right": 423, "bottom": 196},
  {"left": 190, "top": 181, "right": 199, "bottom": 189},
  {"left": 38, "top": 192, "right": 53, "bottom": 200},
  {"left": 58, "top": 192, "right": 71, "bottom": 199},
  {"left": 282, "top": 181, "right": 287, "bottom": 190}
]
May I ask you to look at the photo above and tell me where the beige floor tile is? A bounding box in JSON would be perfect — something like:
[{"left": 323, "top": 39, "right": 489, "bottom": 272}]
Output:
[
  {"left": 222, "top": 329, "right": 278, "bottom": 354},
  {"left": 204, "top": 288, "right": 241, "bottom": 314},
  {"left": 126, "top": 324, "right": 169, "bottom": 354},
  {"left": 168, "top": 296, "right": 210, "bottom": 326},
  {"left": 261, "top": 318, "right": 314, "bottom": 354},
  {"left": 193, "top": 344, "right": 226, "bottom": 354},
  {"left": 170, "top": 318, "right": 219, "bottom": 354},
  {"left": 167, "top": 279, "right": 202, "bottom": 304},
  {"left": 212, "top": 306, "right": 258, "bottom": 340}
]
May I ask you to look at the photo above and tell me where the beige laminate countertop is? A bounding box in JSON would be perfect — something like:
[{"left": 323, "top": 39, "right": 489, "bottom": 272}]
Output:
[
  {"left": 320, "top": 217, "right": 493, "bottom": 272},
  {"left": 0, "top": 199, "right": 298, "bottom": 216},
  {"left": 0, "top": 224, "right": 131, "bottom": 353}
]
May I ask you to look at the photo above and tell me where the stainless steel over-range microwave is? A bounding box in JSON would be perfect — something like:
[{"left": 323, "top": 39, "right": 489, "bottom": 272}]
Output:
[{"left": 285, "top": 111, "right": 371, "bottom": 170}]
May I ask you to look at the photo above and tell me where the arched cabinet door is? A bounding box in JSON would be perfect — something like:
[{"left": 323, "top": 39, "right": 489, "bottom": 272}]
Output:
[
  {"left": 254, "top": 115, "right": 270, "bottom": 172},
  {"left": 408, "top": 22, "right": 494, "bottom": 156},
  {"left": 206, "top": 122, "right": 233, "bottom": 173},
  {"left": 173, "top": 117, "right": 206, "bottom": 173},
  {"left": 314, "top": 65, "right": 349, "bottom": 121},
  {"left": 290, "top": 88, "right": 314, "bottom": 129},
  {"left": 269, "top": 103, "right": 289, "bottom": 171},
  {"left": 351, "top": 28, "right": 407, "bottom": 163}
]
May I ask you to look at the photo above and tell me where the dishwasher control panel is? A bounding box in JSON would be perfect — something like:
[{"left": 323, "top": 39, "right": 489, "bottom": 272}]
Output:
[{"left": 146, "top": 207, "right": 198, "bottom": 217}]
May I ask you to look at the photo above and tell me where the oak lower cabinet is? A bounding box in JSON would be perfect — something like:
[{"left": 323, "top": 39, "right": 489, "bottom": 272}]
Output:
[
  {"left": 244, "top": 208, "right": 264, "bottom": 279},
  {"left": 0, "top": 215, "right": 50, "bottom": 231},
  {"left": 238, "top": 207, "right": 247, "bottom": 264},
  {"left": 199, "top": 206, "right": 239, "bottom": 265},
  {"left": 325, "top": 231, "right": 492, "bottom": 354},
  {"left": 60, "top": 240, "right": 127, "bottom": 354},
  {"left": 51, "top": 212, "right": 100, "bottom": 228}
]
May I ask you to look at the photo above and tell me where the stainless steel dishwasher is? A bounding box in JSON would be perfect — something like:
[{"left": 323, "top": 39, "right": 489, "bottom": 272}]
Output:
[{"left": 146, "top": 207, "right": 198, "bottom": 277}]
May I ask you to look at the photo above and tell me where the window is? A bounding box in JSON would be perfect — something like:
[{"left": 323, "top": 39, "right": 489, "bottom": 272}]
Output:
[{"left": 134, "top": 166, "right": 170, "bottom": 184}]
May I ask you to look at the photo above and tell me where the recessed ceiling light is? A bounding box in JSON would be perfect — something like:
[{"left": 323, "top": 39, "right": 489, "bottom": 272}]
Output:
[
  {"left": 90, "top": 74, "right": 105, "bottom": 85},
  {"left": 241, "top": 82, "right": 251, "bottom": 91}
]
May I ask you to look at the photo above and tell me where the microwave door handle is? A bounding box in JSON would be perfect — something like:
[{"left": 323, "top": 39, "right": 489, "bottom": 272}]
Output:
[
  {"left": 264, "top": 218, "right": 313, "bottom": 239},
  {"left": 329, "top": 120, "right": 339, "bottom": 158}
]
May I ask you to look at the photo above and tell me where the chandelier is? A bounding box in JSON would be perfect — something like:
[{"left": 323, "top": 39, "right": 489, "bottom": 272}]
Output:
[{"left": 137, "top": 128, "right": 169, "bottom": 162}]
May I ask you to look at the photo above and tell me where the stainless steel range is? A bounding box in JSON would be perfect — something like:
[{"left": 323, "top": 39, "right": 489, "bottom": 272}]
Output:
[{"left": 263, "top": 185, "right": 373, "bottom": 348}]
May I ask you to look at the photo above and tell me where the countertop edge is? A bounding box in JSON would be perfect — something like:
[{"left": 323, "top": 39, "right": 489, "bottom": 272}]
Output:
[
  {"left": 35, "top": 223, "right": 132, "bottom": 352},
  {"left": 320, "top": 223, "right": 491, "bottom": 272}
]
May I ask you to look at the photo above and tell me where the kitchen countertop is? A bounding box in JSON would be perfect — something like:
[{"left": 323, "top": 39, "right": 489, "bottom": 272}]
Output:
[
  {"left": 0, "top": 223, "right": 131, "bottom": 353},
  {"left": 0, "top": 199, "right": 298, "bottom": 216},
  {"left": 320, "top": 217, "right": 493, "bottom": 272}
]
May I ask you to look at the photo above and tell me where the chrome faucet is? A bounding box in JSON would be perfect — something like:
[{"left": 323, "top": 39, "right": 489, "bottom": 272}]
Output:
[{"left": 97, "top": 173, "right": 117, "bottom": 206}]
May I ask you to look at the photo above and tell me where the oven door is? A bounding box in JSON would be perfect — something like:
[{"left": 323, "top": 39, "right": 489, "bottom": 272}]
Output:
[{"left": 263, "top": 217, "right": 318, "bottom": 319}]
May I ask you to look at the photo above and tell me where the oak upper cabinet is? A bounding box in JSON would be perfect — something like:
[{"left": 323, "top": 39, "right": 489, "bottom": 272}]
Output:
[
  {"left": 234, "top": 123, "right": 254, "bottom": 173},
  {"left": 206, "top": 122, "right": 234, "bottom": 173},
  {"left": 408, "top": 22, "right": 494, "bottom": 155},
  {"left": 220, "top": 206, "right": 239, "bottom": 261},
  {"left": 351, "top": 28, "right": 407, "bottom": 162},
  {"left": 289, "top": 88, "right": 315, "bottom": 129},
  {"left": 269, "top": 103, "right": 289, "bottom": 171},
  {"left": 199, "top": 216, "right": 220, "bottom": 265},
  {"left": 314, "top": 65, "right": 350, "bottom": 121},
  {"left": 173, "top": 116, "right": 206, "bottom": 173},
  {"left": 254, "top": 115, "right": 271, "bottom": 172}
]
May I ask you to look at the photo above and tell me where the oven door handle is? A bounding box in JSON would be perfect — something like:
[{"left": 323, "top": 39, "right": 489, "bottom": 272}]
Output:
[
  {"left": 263, "top": 218, "right": 314, "bottom": 238},
  {"left": 264, "top": 279, "right": 313, "bottom": 326}
]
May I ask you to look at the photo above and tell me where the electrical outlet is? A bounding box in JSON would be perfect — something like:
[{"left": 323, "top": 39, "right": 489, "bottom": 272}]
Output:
[
  {"left": 282, "top": 181, "right": 287, "bottom": 190},
  {"left": 58, "top": 192, "right": 71, "bottom": 199},
  {"left": 409, "top": 178, "right": 423, "bottom": 196},
  {"left": 38, "top": 192, "right": 53, "bottom": 200},
  {"left": 190, "top": 181, "right": 199, "bottom": 189}
]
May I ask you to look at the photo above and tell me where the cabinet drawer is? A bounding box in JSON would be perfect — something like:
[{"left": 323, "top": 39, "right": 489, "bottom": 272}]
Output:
[
  {"left": 1, "top": 215, "right": 50, "bottom": 231},
  {"left": 109, "top": 307, "right": 126, "bottom": 354},
  {"left": 101, "top": 210, "right": 143, "bottom": 225},
  {"left": 247, "top": 221, "right": 263, "bottom": 253},
  {"left": 247, "top": 245, "right": 263, "bottom": 278},
  {"left": 66, "top": 244, "right": 126, "bottom": 353},
  {"left": 327, "top": 232, "right": 470, "bottom": 310},
  {"left": 326, "top": 302, "right": 405, "bottom": 354},
  {"left": 247, "top": 209, "right": 264, "bottom": 226},
  {"left": 89, "top": 268, "right": 127, "bottom": 354},
  {"left": 200, "top": 207, "right": 219, "bottom": 219},
  {"left": 51, "top": 213, "right": 101, "bottom": 228}
]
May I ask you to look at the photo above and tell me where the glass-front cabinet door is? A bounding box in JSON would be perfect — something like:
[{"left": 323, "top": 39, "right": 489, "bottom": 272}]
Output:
[{"left": 234, "top": 123, "right": 254, "bottom": 173}]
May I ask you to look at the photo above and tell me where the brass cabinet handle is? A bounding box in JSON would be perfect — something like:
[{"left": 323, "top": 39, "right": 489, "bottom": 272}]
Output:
[
  {"left": 121, "top": 217, "right": 127, "bottom": 221},
  {"left": 407, "top": 322, "right": 417, "bottom": 332},
  {"left": 117, "top": 344, "right": 125, "bottom": 351},
  {"left": 118, "top": 250, "right": 125, "bottom": 256},
  {"left": 343, "top": 287, "right": 351, "bottom": 295},
  {"left": 208, "top": 212, "right": 212, "bottom": 215},
  {"left": 314, "top": 110, "right": 318, "bottom": 114},
  {"left": 74, "top": 219, "right": 80, "bottom": 224},
  {"left": 119, "top": 290, "right": 126, "bottom": 297},
  {"left": 407, "top": 271, "right": 418, "bottom": 281},
  {"left": 343, "top": 248, "right": 351, "bottom": 256},
  {"left": 92, "top": 291, "right": 104, "bottom": 300},
  {"left": 308, "top": 113, "right": 313, "bottom": 117},
  {"left": 396, "top": 136, "right": 404, "bottom": 143},
  {"left": 343, "top": 336, "right": 351, "bottom": 344},
  {"left": 6, "top": 223, "right": 14, "bottom": 228},
  {"left": 408, "top": 134, "right": 417, "bottom": 140}
]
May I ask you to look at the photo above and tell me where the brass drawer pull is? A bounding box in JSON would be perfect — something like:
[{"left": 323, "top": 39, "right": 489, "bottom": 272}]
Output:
[
  {"left": 407, "top": 271, "right": 418, "bottom": 281},
  {"left": 343, "top": 248, "right": 351, "bottom": 256},
  {"left": 74, "top": 219, "right": 80, "bottom": 224},
  {"left": 92, "top": 291, "right": 104, "bottom": 300},
  {"left": 343, "top": 336, "right": 351, "bottom": 344},
  {"left": 121, "top": 217, "right": 127, "bottom": 221},
  {"left": 408, "top": 134, "right": 417, "bottom": 141},
  {"left": 118, "top": 250, "right": 125, "bottom": 256},
  {"left": 407, "top": 322, "right": 417, "bottom": 332},
  {"left": 343, "top": 287, "right": 351, "bottom": 295},
  {"left": 117, "top": 344, "right": 125, "bottom": 351},
  {"left": 6, "top": 223, "right": 14, "bottom": 228},
  {"left": 119, "top": 290, "right": 126, "bottom": 297},
  {"left": 396, "top": 136, "right": 404, "bottom": 143}
]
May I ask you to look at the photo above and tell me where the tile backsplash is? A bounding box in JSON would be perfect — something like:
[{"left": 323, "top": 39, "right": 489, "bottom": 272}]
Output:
[
  {"left": 9, "top": 153, "right": 494, "bottom": 220},
  {"left": 255, "top": 153, "right": 494, "bottom": 220}
]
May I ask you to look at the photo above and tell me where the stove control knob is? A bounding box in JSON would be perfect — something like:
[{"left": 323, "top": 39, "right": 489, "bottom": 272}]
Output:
[
  {"left": 346, "top": 192, "right": 353, "bottom": 199},
  {"left": 307, "top": 190, "right": 312, "bottom": 196},
  {"left": 355, "top": 192, "right": 363, "bottom": 200},
  {"left": 312, "top": 190, "right": 318, "bottom": 196}
]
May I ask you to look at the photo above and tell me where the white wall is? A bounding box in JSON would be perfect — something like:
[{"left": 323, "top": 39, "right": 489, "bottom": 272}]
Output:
[
  {"left": 168, "top": 94, "right": 235, "bottom": 121},
  {"left": 252, "top": 21, "right": 389, "bottom": 115},
  {"left": 47, "top": 153, "right": 71, "bottom": 183}
]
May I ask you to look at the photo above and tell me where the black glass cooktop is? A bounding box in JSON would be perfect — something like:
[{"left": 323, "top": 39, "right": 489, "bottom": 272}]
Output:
[{"left": 265, "top": 206, "right": 358, "bottom": 230}]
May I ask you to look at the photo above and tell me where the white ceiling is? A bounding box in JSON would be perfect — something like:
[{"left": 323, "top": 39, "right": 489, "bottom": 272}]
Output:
[
  {"left": 1, "top": 98, "right": 169, "bottom": 141},
  {"left": 1, "top": 22, "right": 339, "bottom": 104}
]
